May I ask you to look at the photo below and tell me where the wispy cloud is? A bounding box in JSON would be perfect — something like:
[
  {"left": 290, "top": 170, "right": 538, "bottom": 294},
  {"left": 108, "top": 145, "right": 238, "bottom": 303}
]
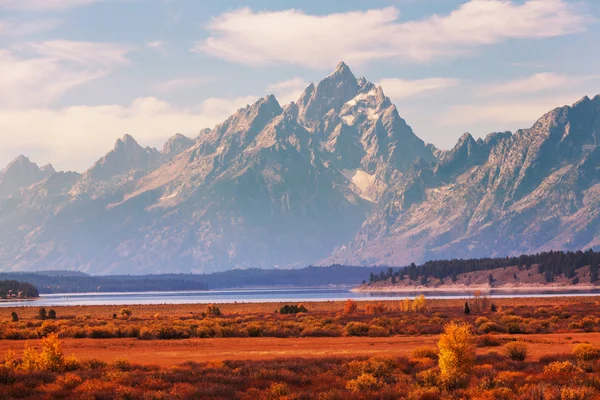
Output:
[
  {"left": 378, "top": 77, "right": 460, "bottom": 100},
  {"left": 0, "top": 19, "right": 62, "bottom": 36},
  {"left": 0, "top": 95, "right": 260, "bottom": 171},
  {"left": 146, "top": 40, "right": 166, "bottom": 53},
  {"left": 154, "top": 76, "right": 220, "bottom": 93},
  {"left": 0, "top": 40, "right": 131, "bottom": 108},
  {"left": 197, "top": 0, "right": 590, "bottom": 68},
  {"left": 438, "top": 93, "right": 591, "bottom": 127},
  {"left": 0, "top": 0, "right": 102, "bottom": 11},
  {"left": 482, "top": 73, "right": 598, "bottom": 96}
]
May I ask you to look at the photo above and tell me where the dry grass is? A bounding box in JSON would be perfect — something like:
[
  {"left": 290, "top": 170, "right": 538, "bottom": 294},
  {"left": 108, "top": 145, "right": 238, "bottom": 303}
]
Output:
[{"left": 2, "top": 296, "right": 598, "bottom": 319}]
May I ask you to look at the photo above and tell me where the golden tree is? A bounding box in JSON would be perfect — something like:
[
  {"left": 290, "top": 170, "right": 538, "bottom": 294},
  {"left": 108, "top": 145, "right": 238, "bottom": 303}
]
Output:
[
  {"left": 343, "top": 299, "right": 358, "bottom": 314},
  {"left": 413, "top": 294, "right": 428, "bottom": 314},
  {"left": 399, "top": 299, "right": 412, "bottom": 312},
  {"left": 21, "top": 332, "right": 65, "bottom": 372},
  {"left": 438, "top": 322, "right": 476, "bottom": 388},
  {"left": 472, "top": 291, "right": 490, "bottom": 313}
]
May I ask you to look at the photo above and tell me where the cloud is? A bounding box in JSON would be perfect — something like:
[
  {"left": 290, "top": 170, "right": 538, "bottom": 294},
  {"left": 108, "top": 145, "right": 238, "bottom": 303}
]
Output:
[
  {"left": 266, "top": 77, "right": 308, "bottom": 104},
  {"left": 0, "top": 19, "right": 62, "bottom": 36},
  {"left": 378, "top": 77, "right": 460, "bottom": 100},
  {"left": 153, "top": 76, "right": 221, "bottom": 93},
  {"left": 0, "top": 40, "right": 131, "bottom": 108},
  {"left": 197, "top": 0, "right": 589, "bottom": 68},
  {"left": 482, "top": 73, "right": 598, "bottom": 96},
  {"left": 438, "top": 93, "right": 591, "bottom": 127},
  {"left": 0, "top": 96, "right": 260, "bottom": 171},
  {"left": 0, "top": 0, "right": 101, "bottom": 11},
  {"left": 146, "top": 40, "right": 166, "bottom": 53}
]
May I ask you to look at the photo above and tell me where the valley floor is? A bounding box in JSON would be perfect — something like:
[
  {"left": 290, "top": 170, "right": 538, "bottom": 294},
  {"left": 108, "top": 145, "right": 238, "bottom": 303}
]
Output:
[
  {"left": 0, "top": 332, "right": 594, "bottom": 367},
  {"left": 3, "top": 297, "right": 600, "bottom": 399}
]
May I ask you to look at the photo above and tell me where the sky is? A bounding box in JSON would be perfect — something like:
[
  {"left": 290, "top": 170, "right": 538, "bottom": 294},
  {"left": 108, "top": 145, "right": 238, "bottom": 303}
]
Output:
[{"left": 0, "top": 0, "right": 599, "bottom": 171}]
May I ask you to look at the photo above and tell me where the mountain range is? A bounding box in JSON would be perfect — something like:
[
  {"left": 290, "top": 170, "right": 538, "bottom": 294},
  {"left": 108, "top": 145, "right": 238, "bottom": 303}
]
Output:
[{"left": 1, "top": 62, "right": 599, "bottom": 274}]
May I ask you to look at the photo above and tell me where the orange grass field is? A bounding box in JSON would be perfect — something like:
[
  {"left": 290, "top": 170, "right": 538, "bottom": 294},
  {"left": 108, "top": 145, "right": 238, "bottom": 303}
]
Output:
[
  {"left": 4, "top": 297, "right": 600, "bottom": 399},
  {"left": 0, "top": 333, "right": 596, "bottom": 367},
  {"left": 1, "top": 296, "right": 596, "bottom": 318},
  {"left": 1, "top": 297, "right": 600, "bottom": 366}
]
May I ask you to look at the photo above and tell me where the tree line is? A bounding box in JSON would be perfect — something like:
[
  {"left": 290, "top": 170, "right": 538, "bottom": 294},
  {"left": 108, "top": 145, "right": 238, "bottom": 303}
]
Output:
[
  {"left": 368, "top": 250, "right": 600, "bottom": 284},
  {"left": 0, "top": 280, "right": 39, "bottom": 299}
]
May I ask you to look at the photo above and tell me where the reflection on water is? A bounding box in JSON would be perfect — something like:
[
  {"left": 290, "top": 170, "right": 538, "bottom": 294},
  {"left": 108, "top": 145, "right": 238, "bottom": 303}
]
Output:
[{"left": 2, "top": 287, "right": 600, "bottom": 307}]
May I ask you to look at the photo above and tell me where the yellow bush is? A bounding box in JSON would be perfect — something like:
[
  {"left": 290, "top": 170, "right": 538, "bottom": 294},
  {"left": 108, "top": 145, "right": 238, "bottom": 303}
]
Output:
[
  {"left": 412, "top": 346, "right": 438, "bottom": 360},
  {"left": 21, "top": 343, "right": 40, "bottom": 371},
  {"left": 438, "top": 322, "right": 475, "bottom": 386},
  {"left": 413, "top": 294, "right": 428, "bottom": 314},
  {"left": 416, "top": 368, "right": 439, "bottom": 387},
  {"left": 399, "top": 295, "right": 428, "bottom": 314},
  {"left": 20, "top": 332, "right": 65, "bottom": 372},
  {"left": 560, "top": 386, "right": 595, "bottom": 400},
  {"left": 346, "top": 372, "right": 382, "bottom": 392},
  {"left": 2, "top": 349, "right": 16, "bottom": 370},
  {"left": 400, "top": 299, "right": 412, "bottom": 312},
  {"left": 365, "top": 302, "right": 387, "bottom": 314},
  {"left": 504, "top": 342, "right": 528, "bottom": 361},
  {"left": 494, "top": 371, "right": 526, "bottom": 390},
  {"left": 64, "top": 355, "right": 81, "bottom": 371},
  {"left": 266, "top": 382, "right": 290, "bottom": 400},
  {"left": 572, "top": 343, "right": 600, "bottom": 362},
  {"left": 544, "top": 361, "right": 579, "bottom": 374},
  {"left": 56, "top": 373, "right": 83, "bottom": 390},
  {"left": 343, "top": 299, "right": 358, "bottom": 314}
]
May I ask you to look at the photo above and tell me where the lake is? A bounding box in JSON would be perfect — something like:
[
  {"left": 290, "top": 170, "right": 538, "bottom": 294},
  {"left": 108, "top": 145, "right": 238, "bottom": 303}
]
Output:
[{"left": 3, "top": 287, "right": 600, "bottom": 307}]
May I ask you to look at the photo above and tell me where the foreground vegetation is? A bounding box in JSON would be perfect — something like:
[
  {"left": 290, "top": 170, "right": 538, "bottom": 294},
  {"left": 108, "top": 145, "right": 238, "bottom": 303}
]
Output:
[
  {"left": 3, "top": 325, "right": 600, "bottom": 399},
  {"left": 2, "top": 295, "right": 600, "bottom": 340},
  {"left": 2, "top": 296, "right": 600, "bottom": 398}
]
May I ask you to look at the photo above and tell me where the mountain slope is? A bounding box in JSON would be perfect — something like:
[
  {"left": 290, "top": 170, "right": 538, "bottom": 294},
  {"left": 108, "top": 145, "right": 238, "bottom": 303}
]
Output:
[
  {"left": 324, "top": 95, "right": 600, "bottom": 266},
  {"left": 0, "top": 64, "right": 598, "bottom": 273},
  {"left": 0, "top": 63, "right": 433, "bottom": 273}
]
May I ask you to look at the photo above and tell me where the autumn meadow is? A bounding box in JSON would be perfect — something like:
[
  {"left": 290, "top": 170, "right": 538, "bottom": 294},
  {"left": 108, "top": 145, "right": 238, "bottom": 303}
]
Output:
[{"left": 0, "top": 295, "right": 600, "bottom": 399}]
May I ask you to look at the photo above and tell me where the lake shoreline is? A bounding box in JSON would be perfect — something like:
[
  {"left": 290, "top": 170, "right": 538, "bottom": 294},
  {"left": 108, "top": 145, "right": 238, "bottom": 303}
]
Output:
[{"left": 351, "top": 284, "right": 599, "bottom": 293}]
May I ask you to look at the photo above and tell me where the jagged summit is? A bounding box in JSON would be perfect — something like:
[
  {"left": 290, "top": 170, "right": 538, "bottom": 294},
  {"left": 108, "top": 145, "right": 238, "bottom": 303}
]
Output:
[
  {"left": 296, "top": 63, "right": 361, "bottom": 129},
  {"left": 162, "top": 133, "right": 195, "bottom": 160},
  {"left": 329, "top": 61, "right": 354, "bottom": 79},
  {"left": 83, "top": 134, "right": 163, "bottom": 183},
  {"left": 573, "top": 95, "right": 591, "bottom": 107},
  {"left": 3, "top": 154, "right": 36, "bottom": 171},
  {"left": 0, "top": 155, "right": 56, "bottom": 199}
]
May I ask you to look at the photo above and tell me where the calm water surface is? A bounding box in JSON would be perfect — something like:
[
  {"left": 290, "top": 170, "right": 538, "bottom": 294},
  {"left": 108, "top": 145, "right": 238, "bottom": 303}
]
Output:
[{"left": 3, "top": 287, "right": 600, "bottom": 307}]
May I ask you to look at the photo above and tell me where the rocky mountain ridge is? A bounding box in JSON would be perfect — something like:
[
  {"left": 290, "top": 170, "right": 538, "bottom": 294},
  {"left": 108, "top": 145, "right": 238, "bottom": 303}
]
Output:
[{"left": 0, "top": 63, "right": 598, "bottom": 273}]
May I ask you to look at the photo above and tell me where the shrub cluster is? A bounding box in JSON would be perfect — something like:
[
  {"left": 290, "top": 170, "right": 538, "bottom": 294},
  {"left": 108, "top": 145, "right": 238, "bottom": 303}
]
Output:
[{"left": 1, "top": 330, "right": 600, "bottom": 399}]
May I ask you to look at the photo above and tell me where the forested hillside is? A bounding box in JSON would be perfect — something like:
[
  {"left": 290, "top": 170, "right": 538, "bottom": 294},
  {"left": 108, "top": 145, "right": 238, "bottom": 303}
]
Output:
[
  {"left": 0, "top": 280, "right": 39, "bottom": 299},
  {"left": 367, "top": 250, "right": 600, "bottom": 286}
]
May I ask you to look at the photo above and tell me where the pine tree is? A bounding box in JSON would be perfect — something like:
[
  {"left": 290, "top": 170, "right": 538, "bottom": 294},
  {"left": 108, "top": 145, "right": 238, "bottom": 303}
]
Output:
[{"left": 464, "top": 302, "right": 471, "bottom": 315}]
